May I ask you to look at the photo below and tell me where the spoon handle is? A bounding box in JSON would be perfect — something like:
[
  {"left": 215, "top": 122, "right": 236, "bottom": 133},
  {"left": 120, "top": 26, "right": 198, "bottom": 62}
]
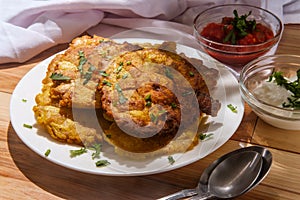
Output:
[
  {"left": 188, "top": 193, "right": 215, "bottom": 200},
  {"left": 158, "top": 188, "right": 198, "bottom": 200}
]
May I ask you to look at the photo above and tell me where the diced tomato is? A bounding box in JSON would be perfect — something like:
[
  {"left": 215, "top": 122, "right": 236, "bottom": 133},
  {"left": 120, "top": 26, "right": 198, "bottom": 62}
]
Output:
[
  {"left": 200, "top": 23, "right": 225, "bottom": 43},
  {"left": 200, "top": 18, "right": 274, "bottom": 45},
  {"left": 221, "top": 17, "right": 234, "bottom": 25},
  {"left": 238, "top": 34, "right": 256, "bottom": 45}
]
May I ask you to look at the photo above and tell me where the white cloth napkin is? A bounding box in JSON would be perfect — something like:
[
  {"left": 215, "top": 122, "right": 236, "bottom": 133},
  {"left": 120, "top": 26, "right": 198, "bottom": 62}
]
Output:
[{"left": 0, "top": 0, "right": 299, "bottom": 64}]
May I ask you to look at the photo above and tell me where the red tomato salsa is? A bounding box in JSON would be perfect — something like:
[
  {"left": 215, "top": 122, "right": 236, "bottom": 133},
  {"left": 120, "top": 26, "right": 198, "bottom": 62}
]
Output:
[
  {"left": 200, "top": 13, "right": 274, "bottom": 45},
  {"left": 198, "top": 10, "right": 276, "bottom": 68}
]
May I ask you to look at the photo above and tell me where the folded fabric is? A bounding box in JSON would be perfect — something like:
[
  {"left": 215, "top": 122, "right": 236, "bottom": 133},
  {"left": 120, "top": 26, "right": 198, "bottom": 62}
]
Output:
[{"left": 0, "top": 0, "right": 299, "bottom": 64}]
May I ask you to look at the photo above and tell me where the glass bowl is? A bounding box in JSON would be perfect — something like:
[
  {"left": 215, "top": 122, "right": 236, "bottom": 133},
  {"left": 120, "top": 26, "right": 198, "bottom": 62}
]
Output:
[
  {"left": 239, "top": 55, "right": 300, "bottom": 130},
  {"left": 193, "top": 4, "right": 283, "bottom": 72}
]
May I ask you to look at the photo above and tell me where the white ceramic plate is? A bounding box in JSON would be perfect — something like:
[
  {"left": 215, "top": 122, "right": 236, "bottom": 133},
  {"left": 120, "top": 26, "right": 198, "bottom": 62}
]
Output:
[{"left": 10, "top": 38, "right": 244, "bottom": 176}]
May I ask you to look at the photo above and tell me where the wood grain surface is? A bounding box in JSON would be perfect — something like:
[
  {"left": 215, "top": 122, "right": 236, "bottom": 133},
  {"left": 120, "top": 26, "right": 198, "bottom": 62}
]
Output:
[{"left": 1, "top": 24, "right": 300, "bottom": 200}]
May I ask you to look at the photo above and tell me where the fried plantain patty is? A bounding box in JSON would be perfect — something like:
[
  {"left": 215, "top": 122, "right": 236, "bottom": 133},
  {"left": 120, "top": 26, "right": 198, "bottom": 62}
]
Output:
[
  {"left": 33, "top": 105, "right": 103, "bottom": 146},
  {"left": 98, "top": 48, "right": 220, "bottom": 153},
  {"left": 34, "top": 35, "right": 141, "bottom": 145},
  {"left": 35, "top": 35, "right": 141, "bottom": 108},
  {"left": 33, "top": 35, "right": 220, "bottom": 154}
]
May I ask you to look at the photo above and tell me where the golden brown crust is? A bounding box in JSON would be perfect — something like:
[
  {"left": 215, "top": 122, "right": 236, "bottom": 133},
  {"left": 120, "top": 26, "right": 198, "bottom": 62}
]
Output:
[
  {"left": 33, "top": 35, "right": 220, "bottom": 154},
  {"left": 98, "top": 48, "right": 220, "bottom": 152},
  {"left": 33, "top": 35, "right": 108, "bottom": 145},
  {"left": 33, "top": 105, "right": 102, "bottom": 146}
]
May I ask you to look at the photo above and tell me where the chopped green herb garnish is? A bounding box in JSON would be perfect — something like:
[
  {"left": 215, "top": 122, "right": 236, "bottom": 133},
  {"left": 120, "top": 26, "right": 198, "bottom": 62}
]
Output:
[
  {"left": 50, "top": 73, "right": 71, "bottom": 81},
  {"left": 82, "top": 64, "right": 96, "bottom": 85},
  {"left": 165, "top": 67, "right": 173, "bottom": 79},
  {"left": 170, "top": 102, "right": 177, "bottom": 109},
  {"left": 44, "top": 149, "right": 51, "bottom": 157},
  {"left": 199, "top": 133, "right": 214, "bottom": 141},
  {"left": 145, "top": 94, "right": 151, "bottom": 101},
  {"left": 223, "top": 10, "right": 256, "bottom": 44},
  {"left": 224, "top": 29, "right": 236, "bottom": 44},
  {"left": 145, "top": 101, "right": 152, "bottom": 107},
  {"left": 115, "top": 83, "right": 122, "bottom": 92},
  {"left": 116, "top": 65, "right": 123, "bottom": 73},
  {"left": 78, "top": 50, "right": 87, "bottom": 74},
  {"left": 23, "top": 123, "right": 32, "bottom": 129},
  {"left": 88, "top": 65, "right": 96, "bottom": 72},
  {"left": 150, "top": 113, "right": 158, "bottom": 124},
  {"left": 102, "top": 80, "right": 112, "bottom": 87},
  {"left": 70, "top": 147, "right": 87, "bottom": 158},
  {"left": 83, "top": 72, "right": 92, "bottom": 85},
  {"left": 22, "top": 99, "right": 27, "bottom": 102},
  {"left": 268, "top": 69, "right": 300, "bottom": 109},
  {"left": 158, "top": 109, "right": 167, "bottom": 115},
  {"left": 227, "top": 104, "right": 238, "bottom": 113},
  {"left": 122, "top": 73, "right": 128, "bottom": 79},
  {"left": 189, "top": 71, "right": 194, "bottom": 77},
  {"left": 99, "top": 71, "right": 109, "bottom": 77},
  {"left": 89, "top": 143, "right": 102, "bottom": 160},
  {"left": 168, "top": 155, "right": 175, "bottom": 165},
  {"left": 182, "top": 91, "right": 193, "bottom": 97},
  {"left": 95, "top": 160, "right": 110, "bottom": 167},
  {"left": 126, "top": 61, "right": 132, "bottom": 65},
  {"left": 118, "top": 93, "right": 128, "bottom": 104},
  {"left": 115, "top": 83, "right": 128, "bottom": 104},
  {"left": 115, "top": 62, "right": 124, "bottom": 73}
]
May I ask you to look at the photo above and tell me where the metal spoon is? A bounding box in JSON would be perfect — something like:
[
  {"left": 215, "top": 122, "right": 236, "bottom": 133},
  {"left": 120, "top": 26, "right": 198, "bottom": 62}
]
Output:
[
  {"left": 159, "top": 146, "right": 272, "bottom": 200},
  {"left": 194, "top": 150, "right": 262, "bottom": 199}
]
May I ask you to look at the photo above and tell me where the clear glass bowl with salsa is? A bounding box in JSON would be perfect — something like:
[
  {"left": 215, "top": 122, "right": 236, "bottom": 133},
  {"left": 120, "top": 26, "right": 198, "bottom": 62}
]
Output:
[{"left": 193, "top": 4, "right": 283, "bottom": 72}]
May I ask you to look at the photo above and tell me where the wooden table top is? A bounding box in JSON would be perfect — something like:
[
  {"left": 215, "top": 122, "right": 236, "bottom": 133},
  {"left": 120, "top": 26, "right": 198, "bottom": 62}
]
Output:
[{"left": 1, "top": 25, "right": 300, "bottom": 200}]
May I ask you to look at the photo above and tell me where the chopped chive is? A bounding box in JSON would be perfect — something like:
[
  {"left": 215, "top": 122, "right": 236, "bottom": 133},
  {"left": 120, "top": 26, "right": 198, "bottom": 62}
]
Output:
[
  {"left": 70, "top": 147, "right": 87, "bottom": 158},
  {"left": 102, "top": 80, "right": 112, "bottom": 87},
  {"left": 115, "top": 83, "right": 128, "bottom": 104},
  {"left": 168, "top": 155, "right": 175, "bottom": 165},
  {"left": 227, "top": 104, "right": 238, "bottom": 113},
  {"left": 82, "top": 64, "right": 96, "bottom": 85},
  {"left": 95, "top": 160, "right": 110, "bottom": 167},
  {"left": 22, "top": 99, "right": 27, "bottom": 102},
  {"left": 189, "top": 71, "right": 194, "bottom": 77},
  {"left": 150, "top": 113, "right": 158, "bottom": 124},
  {"left": 88, "top": 64, "right": 96, "bottom": 72},
  {"left": 165, "top": 68, "right": 173, "bottom": 79},
  {"left": 122, "top": 73, "right": 128, "bottom": 79},
  {"left": 145, "top": 101, "right": 152, "bottom": 107},
  {"left": 182, "top": 91, "right": 193, "bottom": 97},
  {"left": 144, "top": 94, "right": 151, "bottom": 101},
  {"left": 199, "top": 133, "right": 214, "bottom": 141},
  {"left": 23, "top": 124, "right": 32, "bottom": 129},
  {"left": 44, "top": 149, "right": 51, "bottom": 157},
  {"left": 89, "top": 143, "right": 101, "bottom": 160},
  {"left": 115, "top": 65, "right": 123, "bottom": 73},
  {"left": 99, "top": 70, "right": 109, "bottom": 77},
  {"left": 50, "top": 73, "right": 71, "bottom": 81},
  {"left": 170, "top": 102, "right": 177, "bottom": 109},
  {"left": 78, "top": 50, "right": 87, "bottom": 75}
]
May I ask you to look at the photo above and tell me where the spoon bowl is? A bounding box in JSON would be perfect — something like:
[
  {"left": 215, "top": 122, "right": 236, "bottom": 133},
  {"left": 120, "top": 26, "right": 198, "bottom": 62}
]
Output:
[
  {"left": 197, "top": 145, "right": 272, "bottom": 197},
  {"left": 159, "top": 146, "right": 272, "bottom": 200},
  {"left": 207, "top": 151, "right": 262, "bottom": 199}
]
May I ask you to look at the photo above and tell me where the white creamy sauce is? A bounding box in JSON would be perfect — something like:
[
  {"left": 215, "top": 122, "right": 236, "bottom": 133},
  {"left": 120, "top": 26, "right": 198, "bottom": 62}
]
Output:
[{"left": 253, "top": 81, "right": 291, "bottom": 107}]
